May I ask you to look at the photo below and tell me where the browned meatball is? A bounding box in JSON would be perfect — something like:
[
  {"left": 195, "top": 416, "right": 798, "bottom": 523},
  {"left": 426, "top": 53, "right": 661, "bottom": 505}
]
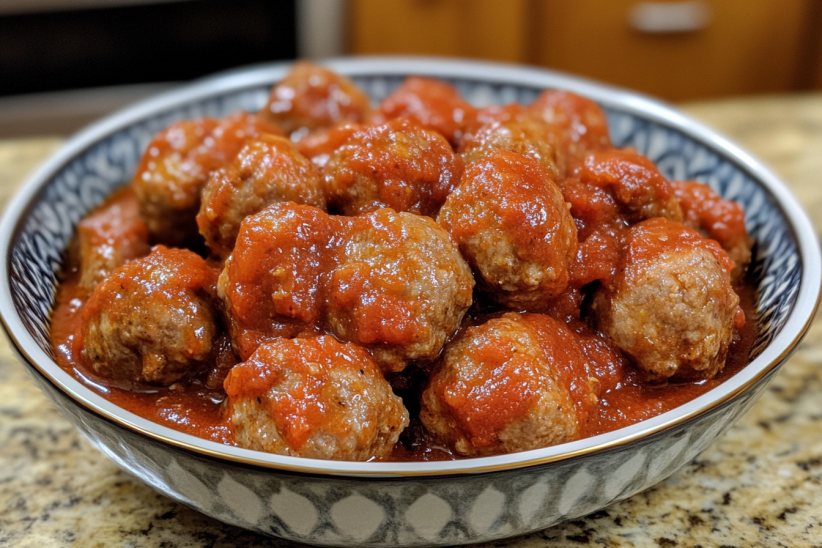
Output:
[
  {"left": 296, "top": 123, "right": 363, "bottom": 171},
  {"left": 218, "top": 203, "right": 474, "bottom": 372},
  {"left": 528, "top": 90, "right": 611, "bottom": 162},
  {"left": 438, "top": 149, "right": 577, "bottom": 309},
  {"left": 75, "top": 246, "right": 220, "bottom": 386},
  {"left": 197, "top": 135, "right": 327, "bottom": 258},
  {"left": 420, "top": 313, "right": 597, "bottom": 457},
  {"left": 260, "top": 61, "right": 371, "bottom": 137},
  {"left": 592, "top": 218, "right": 742, "bottom": 382},
  {"left": 671, "top": 180, "right": 752, "bottom": 281},
  {"left": 132, "top": 113, "right": 283, "bottom": 246},
  {"left": 217, "top": 203, "right": 335, "bottom": 360},
  {"left": 324, "top": 118, "right": 464, "bottom": 217},
  {"left": 573, "top": 148, "right": 683, "bottom": 223},
  {"left": 459, "top": 104, "right": 565, "bottom": 180},
  {"left": 371, "top": 76, "right": 477, "bottom": 146},
  {"left": 326, "top": 208, "right": 475, "bottom": 372},
  {"left": 224, "top": 336, "right": 409, "bottom": 461},
  {"left": 76, "top": 188, "right": 150, "bottom": 292}
]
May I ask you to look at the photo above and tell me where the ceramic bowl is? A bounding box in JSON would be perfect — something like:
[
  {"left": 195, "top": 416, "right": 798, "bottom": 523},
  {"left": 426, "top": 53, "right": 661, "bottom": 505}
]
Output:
[{"left": 1, "top": 58, "right": 819, "bottom": 546}]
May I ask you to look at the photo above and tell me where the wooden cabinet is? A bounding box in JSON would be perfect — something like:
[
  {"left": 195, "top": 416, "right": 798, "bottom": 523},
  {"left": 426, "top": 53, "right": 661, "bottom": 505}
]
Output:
[
  {"left": 348, "top": 0, "right": 819, "bottom": 101},
  {"left": 533, "top": 0, "right": 809, "bottom": 101},
  {"left": 348, "top": 0, "right": 529, "bottom": 63}
]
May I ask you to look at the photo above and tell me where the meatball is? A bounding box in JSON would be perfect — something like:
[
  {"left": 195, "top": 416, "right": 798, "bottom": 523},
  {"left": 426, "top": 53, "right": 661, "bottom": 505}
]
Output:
[
  {"left": 75, "top": 246, "right": 220, "bottom": 386},
  {"left": 326, "top": 208, "right": 475, "bottom": 371},
  {"left": 76, "top": 188, "right": 150, "bottom": 292},
  {"left": 324, "top": 118, "right": 464, "bottom": 217},
  {"left": 528, "top": 90, "right": 611, "bottom": 162},
  {"left": 260, "top": 61, "right": 371, "bottom": 137},
  {"left": 420, "top": 313, "right": 597, "bottom": 457},
  {"left": 458, "top": 105, "right": 565, "bottom": 181},
  {"left": 218, "top": 203, "right": 474, "bottom": 371},
  {"left": 224, "top": 336, "right": 409, "bottom": 461},
  {"left": 218, "top": 203, "right": 335, "bottom": 360},
  {"left": 296, "top": 123, "right": 363, "bottom": 171},
  {"left": 438, "top": 149, "right": 577, "bottom": 308},
  {"left": 573, "top": 149, "right": 683, "bottom": 223},
  {"left": 132, "top": 112, "right": 283, "bottom": 246},
  {"left": 592, "top": 218, "right": 742, "bottom": 382},
  {"left": 671, "top": 180, "right": 752, "bottom": 281},
  {"left": 371, "top": 76, "right": 476, "bottom": 146},
  {"left": 197, "top": 135, "right": 327, "bottom": 258}
]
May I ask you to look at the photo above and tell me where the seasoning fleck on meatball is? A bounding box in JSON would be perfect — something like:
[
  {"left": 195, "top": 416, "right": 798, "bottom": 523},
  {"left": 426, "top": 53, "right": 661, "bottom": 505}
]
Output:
[
  {"left": 592, "top": 218, "right": 743, "bottom": 382},
  {"left": 528, "top": 90, "right": 611, "bottom": 162},
  {"left": 224, "top": 336, "right": 409, "bottom": 461},
  {"left": 324, "top": 118, "right": 464, "bottom": 217},
  {"left": 438, "top": 149, "right": 577, "bottom": 309},
  {"left": 75, "top": 246, "right": 220, "bottom": 386},
  {"left": 132, "top": 112, "right": 283, "bottom": 246},
  {"left": 671, "top": 180, "right": 752, "bottom": 281},
  {"left": 420, "top": 313, "right": 597, "bottom": 457},
  {"left": 573, "top": 149, "right": 683, "bottom": 224},
  {"left": 77, "top": 188, "right": 150, "bottom": 292},
  {"left": 371, "top": 76, "right": 476, "bottom": 146},
  {"left": 218, "top": 203, "right": 474, "bottom": 371},
  {"left": 459, "top": 104, "right": 565, "bottom": 181},
  {"left": 197, "top": 135, "right": 327, "bottom": 258},
  {"left": 260, "top": 61, "right": 371, "bottom": 137},
  {"left": 326, "top": 208, "right": 475, "bottom": 372}
]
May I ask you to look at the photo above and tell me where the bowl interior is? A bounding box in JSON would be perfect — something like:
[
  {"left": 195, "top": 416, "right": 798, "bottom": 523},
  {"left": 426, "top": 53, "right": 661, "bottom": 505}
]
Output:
[{"left": 1, "top": 58, "right": 812, "bottom": 475}]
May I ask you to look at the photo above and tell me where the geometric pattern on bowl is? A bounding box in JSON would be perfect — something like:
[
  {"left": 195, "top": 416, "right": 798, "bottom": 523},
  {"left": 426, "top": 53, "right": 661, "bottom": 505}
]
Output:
[{"left": 27, "top": 359, "right": 775, "bottom": 545}]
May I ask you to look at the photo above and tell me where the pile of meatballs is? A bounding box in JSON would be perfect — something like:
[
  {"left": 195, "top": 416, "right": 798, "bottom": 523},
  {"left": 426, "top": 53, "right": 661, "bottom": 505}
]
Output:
[{"left": 68, "top": 62, "right": 751, "bottom": 461}]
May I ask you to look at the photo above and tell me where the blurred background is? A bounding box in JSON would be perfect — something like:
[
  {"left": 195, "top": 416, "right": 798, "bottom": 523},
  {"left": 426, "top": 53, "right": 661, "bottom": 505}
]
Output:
[{"left": 1, "top": 0, "right": 820, "bottom": 137}]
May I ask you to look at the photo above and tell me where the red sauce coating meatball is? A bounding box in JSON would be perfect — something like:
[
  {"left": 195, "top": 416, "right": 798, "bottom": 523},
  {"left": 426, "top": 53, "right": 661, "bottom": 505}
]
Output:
[
  {"left": 438, "top": 149, "right": 577, "bottom": 309},
  {"left": 324, "top": 118, "right": 464, "bottom": 217},
  {"left": 421, "top": 313, "right": 597, "bottom": 457},
  {"left": 218, "top": 203, "right": 336, "bottom": 359},
  {"left": 75, "top": 246, "right": 220, "bottom": 387},
  {"left": 672, "top": 180, "right": 752, "bottom": 280},
  {"left": 296, "top": 123, "right": 364, "bottom": 171},
  {"left": 326, "top": 208, "right": 474, "bottom": 371},
  {"left": 224, "top": 336, "right": 409, "bottom": 461},
  {"left": 218, "top": 203, "right": 474, "bottom": 371},
  {"left": 528, "top": 90, "right": 612, "bottom": 162},
  {"left": 371, "top": 76, "right": 476, "bottom": 146},
  {"left": 260, "top": 61, "right": 371, "bottom": 137},
  {"left": 197, "top": 135, "right": 327, "bottom": 258},
  {"left": 76, "top": 188, "right": 150, "bottom": 292},
  {"left": 459, "top": 104, "right": 565, "bottom": 181},
  {"left": 592, "top": 218, "right": 742, "bottom": 382},
  {"left": 132, "top": 112, "right": 283, "bottom": 246},
  {"left": 573, "top": 149, "right": 683, "bottom": 224}
]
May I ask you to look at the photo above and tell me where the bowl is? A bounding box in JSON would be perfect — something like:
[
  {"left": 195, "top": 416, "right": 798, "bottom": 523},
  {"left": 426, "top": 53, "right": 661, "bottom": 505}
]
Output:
[{"left": 1, "top": 57, "right": 819, "bottom": 546}]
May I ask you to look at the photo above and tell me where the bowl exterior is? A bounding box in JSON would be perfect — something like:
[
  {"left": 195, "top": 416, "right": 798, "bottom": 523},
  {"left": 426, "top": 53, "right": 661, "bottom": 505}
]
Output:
[
  {"left": 21, "top": 351, "right": 776, "bottom": 546},
  {"left": 1, "top": 58, "right": 818, "bottom": 545}
]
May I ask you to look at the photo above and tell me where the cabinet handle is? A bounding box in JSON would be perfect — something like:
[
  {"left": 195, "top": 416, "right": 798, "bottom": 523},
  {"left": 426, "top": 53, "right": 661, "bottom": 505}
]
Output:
[{"left": 628, "top": 1, "right": 711, "bottom": 33}]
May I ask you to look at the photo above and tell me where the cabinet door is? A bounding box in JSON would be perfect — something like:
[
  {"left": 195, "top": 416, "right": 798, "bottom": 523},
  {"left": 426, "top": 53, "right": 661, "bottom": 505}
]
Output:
[
  {"left": 535, "top": 0, "right": 808, "bottom": 100},
  {"left": 349, "top": 0, "right": 528, "bottom": 62}
]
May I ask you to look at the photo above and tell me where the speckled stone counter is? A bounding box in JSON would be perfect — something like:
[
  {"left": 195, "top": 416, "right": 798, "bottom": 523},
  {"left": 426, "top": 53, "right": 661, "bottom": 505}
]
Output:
[{"left": 2, "top": 95, "right": 822, "bottom": 547}]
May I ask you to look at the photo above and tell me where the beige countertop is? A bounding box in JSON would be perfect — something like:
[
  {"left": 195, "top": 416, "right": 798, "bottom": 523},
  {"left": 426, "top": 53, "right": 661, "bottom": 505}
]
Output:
[{"left": 2, "top": 95, "right": 822, "bottom": 547}]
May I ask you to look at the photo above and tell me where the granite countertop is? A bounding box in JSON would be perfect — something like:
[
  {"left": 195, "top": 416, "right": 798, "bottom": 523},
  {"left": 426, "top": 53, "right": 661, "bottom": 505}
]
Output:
[{"left": 2, "top": 96, "right": 822, "bottom": 547}]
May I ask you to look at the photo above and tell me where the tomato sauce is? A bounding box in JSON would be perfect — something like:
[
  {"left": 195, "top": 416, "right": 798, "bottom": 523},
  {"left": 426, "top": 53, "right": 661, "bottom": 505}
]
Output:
[
  {"left": 47, "top": 73, "right": 758, "bottom": 462},
  {"left": 49, "top": 256, "right": 755, "bottom": 461}
]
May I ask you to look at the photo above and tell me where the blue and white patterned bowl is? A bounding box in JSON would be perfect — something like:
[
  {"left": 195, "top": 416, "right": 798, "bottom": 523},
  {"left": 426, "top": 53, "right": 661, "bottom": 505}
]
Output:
[{"left": 1, "top": 58, "right": 819, "bottom": 546}]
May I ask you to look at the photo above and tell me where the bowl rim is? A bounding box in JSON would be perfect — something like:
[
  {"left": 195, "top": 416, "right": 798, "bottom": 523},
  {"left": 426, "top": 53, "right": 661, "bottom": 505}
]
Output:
[{"left": 1, "top": 56, "right": 819, "bottom": 477}]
